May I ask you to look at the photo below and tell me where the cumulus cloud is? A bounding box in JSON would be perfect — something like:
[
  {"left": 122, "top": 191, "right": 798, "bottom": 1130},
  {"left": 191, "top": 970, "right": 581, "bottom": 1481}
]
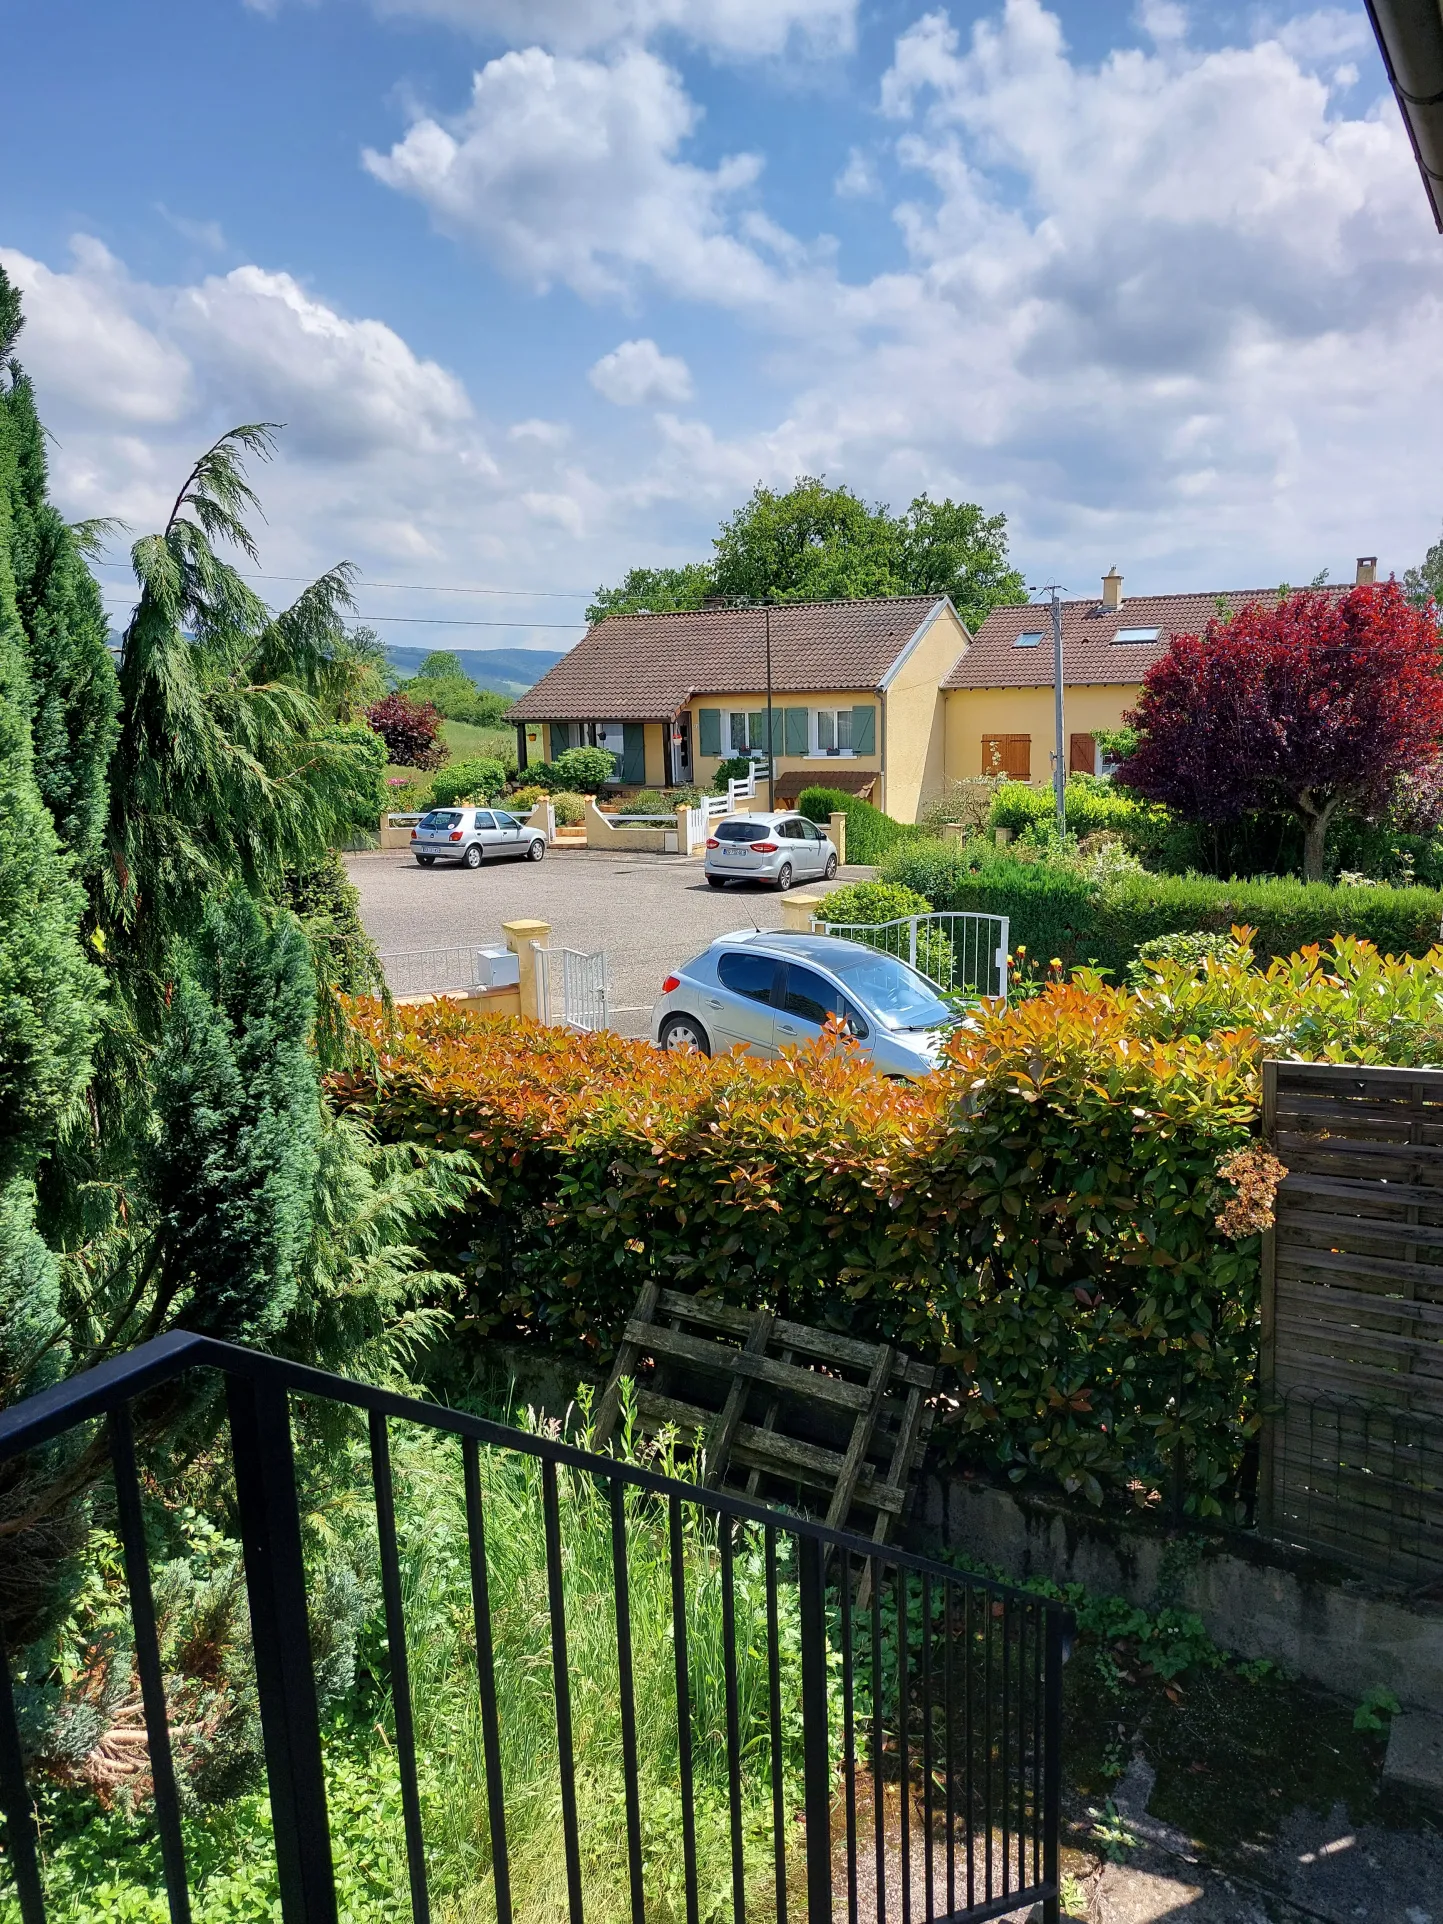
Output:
[
  {"left": 370, "top": 0, "right": 855, "bottom": 58},
  {"left": 589, "top": 337, "right": 693, "bottom": 405},
  {"left": 365, "top": 47, "right": 775, "bottom": 304}
]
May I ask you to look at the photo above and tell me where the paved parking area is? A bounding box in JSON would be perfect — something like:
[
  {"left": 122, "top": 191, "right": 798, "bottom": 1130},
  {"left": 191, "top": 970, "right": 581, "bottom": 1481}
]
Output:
[{"left": 346, "top": 848, "right": 873, "bottom": 1034}]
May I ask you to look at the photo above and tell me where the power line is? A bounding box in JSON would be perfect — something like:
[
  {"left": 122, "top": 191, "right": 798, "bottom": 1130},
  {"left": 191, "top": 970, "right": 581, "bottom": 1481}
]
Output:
[
  {"left": 98, "top": 594, "right": 583, "bottom": 632},
  {"left": 92, "top": 563, "right": 591, "bottom": 600}
]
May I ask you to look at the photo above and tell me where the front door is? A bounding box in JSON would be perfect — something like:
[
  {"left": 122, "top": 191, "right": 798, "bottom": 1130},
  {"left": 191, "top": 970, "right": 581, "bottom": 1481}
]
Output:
[{"left": 674, "top": 714, "right": 692, "bottom": 784}]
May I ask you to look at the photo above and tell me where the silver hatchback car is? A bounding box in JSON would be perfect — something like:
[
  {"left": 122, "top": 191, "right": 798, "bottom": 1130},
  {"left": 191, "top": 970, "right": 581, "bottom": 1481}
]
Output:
[
  {"left": 704, "top": 812, "right": 838, "bottom": 890},
  {"left": 411, "top": 806, "right": 547, "bottom": 869},
  {"left": 652, "top": 931, "right": 957, "bottom": 1080}
]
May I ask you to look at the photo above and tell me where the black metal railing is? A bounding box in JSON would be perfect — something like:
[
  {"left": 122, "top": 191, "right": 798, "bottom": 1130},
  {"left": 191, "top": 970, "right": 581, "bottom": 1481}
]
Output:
[{"left": 0, "top": 1333, "right": 1068, "bottom": 1924}]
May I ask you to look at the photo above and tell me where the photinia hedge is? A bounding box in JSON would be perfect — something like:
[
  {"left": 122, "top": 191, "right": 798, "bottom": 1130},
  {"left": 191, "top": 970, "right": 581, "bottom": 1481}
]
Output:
[{"left": 333, "top": 991, "right": 1269, "bottom": 1517}]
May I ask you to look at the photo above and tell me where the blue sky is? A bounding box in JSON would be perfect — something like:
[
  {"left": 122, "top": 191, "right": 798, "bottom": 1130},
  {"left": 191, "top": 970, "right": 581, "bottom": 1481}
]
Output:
[{"left": 3, "top": 0, "right": 1439, "bottom": 651}]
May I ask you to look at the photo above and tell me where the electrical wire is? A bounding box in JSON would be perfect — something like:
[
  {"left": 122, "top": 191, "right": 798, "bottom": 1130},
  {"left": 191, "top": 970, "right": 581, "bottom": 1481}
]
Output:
[
  {"left": 92, "top": 563, "right": 591, "bottom": 600},
  {"left": 98, "top": 595, "right": 582, "bottom": 631}
]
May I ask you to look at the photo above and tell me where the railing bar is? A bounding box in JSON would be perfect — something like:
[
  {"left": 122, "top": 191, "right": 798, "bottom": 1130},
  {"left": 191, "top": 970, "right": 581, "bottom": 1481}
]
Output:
[
  {"left": 984, "top": 1591, "right": 993, "bottom": 1904},
  {"left": 669, "top": 1493, "right": 700, "bottom": 1924},
  {"left": 462, "top": 1438, "right": 513, "bottom": 1924},
  {"left": 1043, "top": 1611, "right": 1065, "bottom": 1923},
  {"left": 0, "top": 1631, "right": 45, "bottom": 1924},
  {"left": 765, "top": 1527, "right": 788, "bottom": 1924},
  {"left": 871, "top": 1558, "right": 886, "bottom": 1924},
  {"left": 608, "top": 1479, "right": 645, "bottom": 1924},
  {"left": 1015, "top": 1598, "right": 1027, "bottom": 1896},
  {"left": 542, "top": 1459, "right": 585, "bottom": 1924},
  {"left": 943, "top": 1584, "right": 955, "bottom": 1921},
  {"left": 368, "top": 1411, "right": 431, "bottom": 1924},
  {"left": 798, "top": 1535, "right": 833, "bottom": 1924},
  {"left": 720, "top": 1520, "right": 746, "bottom": 1924},
  {"left": 898, "top": 1565, "right": 910, "bottom": 1924},
  {"left": 1032, "top": 1601, "right": 1043, "bottom": 1891},
  {"left": 1000, "top": 1595, "right": 1010, "bottom": 1895},
  {"left": 109, "top": 1405, "right": 192, "bottom": 1924},
  {"left": 841, "top": 1550, "right": 859, "bottom": 1924},
  {"left": 964, "top": 1585, "right": 974, "bottom": 1915},
  {"left": 921, "top": 1574, "right": 934, "bottom": 1923}
]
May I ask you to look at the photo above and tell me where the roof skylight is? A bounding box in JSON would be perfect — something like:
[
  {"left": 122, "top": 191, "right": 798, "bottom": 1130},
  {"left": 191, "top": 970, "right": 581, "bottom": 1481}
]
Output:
[
  {"left": 1014, "top": 631, "right": 1043, "bottom": 648},
  {"left": 1114, "top": 626, "right": 1160, "bottom": 643}
]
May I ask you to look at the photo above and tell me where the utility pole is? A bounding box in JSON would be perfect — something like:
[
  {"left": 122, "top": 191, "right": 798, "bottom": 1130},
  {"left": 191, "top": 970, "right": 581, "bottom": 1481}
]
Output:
[
  {"left": 764, "top": 602, "right": 775, "bottom": 809},
  {"left": 1050, "top": 585, "right": 1065, "bottom": 834}
]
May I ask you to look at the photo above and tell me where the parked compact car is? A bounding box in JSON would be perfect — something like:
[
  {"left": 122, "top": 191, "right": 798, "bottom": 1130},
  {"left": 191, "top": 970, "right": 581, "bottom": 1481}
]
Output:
[
  {"left": 651, "top": 931, "right": 956, "bottom": 1079},
  {"left": 703, "top": 812, "right": 839, "bottom": 890},
  {"left": 411, "top": 806, "right": 546, "bottom": 869}
]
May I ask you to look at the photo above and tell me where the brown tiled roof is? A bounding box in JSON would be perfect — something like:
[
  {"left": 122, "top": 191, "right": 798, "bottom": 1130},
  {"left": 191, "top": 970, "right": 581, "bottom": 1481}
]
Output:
[
  {"left": 509, "top": 596, "right": 951, "bottom": 722},
  {"left": 943, "top": 587, "right": 1352, "bottom": 690},
  {"left": 773, "top": 767, "right": 878, "bottom": 804}
]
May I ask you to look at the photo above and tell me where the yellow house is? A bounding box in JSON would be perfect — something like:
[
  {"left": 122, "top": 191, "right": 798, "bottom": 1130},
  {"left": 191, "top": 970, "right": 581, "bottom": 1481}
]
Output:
[
  {"left": 508, "top": 595, "right": 970, "bottom": 822},
  {"left": 939, "top": 573, "right": 1328, "bottom": 784}
]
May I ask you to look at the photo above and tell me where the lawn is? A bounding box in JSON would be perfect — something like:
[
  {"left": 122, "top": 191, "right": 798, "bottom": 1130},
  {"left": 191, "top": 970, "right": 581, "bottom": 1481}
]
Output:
[{"left": 441, "top": 719, "right": 516, "bottom": 767}]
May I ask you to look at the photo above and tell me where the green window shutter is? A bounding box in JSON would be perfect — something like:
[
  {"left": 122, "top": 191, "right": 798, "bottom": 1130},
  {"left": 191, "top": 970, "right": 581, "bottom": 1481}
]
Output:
[
  {"left": 621, "top": 723, "right": 646, "bottom": 784},
  {"left": 698, "top": 708, "right": 721, "bottom": 757},
  {"left": 851, "top": 705, "right": 876, "bottom": 755},
  {"left": 748, "top": 711, "right": 766, "bottom": 752},
  {"left": 550, "top": 722, "right": 572, "bottom": 755},
  {"left": 784, "top": 707, "right": 809, "bottom": 756}
]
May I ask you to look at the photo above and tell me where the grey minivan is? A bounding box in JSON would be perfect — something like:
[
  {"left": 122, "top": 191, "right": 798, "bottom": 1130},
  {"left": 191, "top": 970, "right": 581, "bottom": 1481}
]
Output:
[
  {"left": 651, "top": 931, "right": 957, "bottom": 1079},
  {"left": 704, "top": 812, "right": 838, "bottom": 890},
  {"left": 411, "top": 807, "right": 547, "bottom": 868}
]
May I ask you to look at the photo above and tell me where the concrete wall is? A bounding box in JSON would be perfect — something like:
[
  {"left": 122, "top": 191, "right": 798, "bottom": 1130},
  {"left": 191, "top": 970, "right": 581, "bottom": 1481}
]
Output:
[
  {"left": 882, "top": 605, "right": 969, "bottom": 822},
  {"left": 583, "top": 799, "right": 677, "bottom": 852},
  {"left": 391, "top": 984, "right": 522, "bottom": 1019},
  {"left": 942, "top": 684, "right": 1142, "bottom": 783},
  {"left": 918, "top": 1472, "right": 1443, "bottom": 1715}
]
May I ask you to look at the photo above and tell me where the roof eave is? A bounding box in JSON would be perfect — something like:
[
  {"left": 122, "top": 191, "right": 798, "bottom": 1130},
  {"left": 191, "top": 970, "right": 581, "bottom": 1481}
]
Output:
[{"left": 1366, "top": 0, "right": 1443, "bottom": 233}]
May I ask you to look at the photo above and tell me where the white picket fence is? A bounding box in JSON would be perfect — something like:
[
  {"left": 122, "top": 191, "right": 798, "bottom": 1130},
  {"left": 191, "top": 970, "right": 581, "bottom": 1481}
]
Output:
[
  {"left": 811, "top": 911, "right": 1010, "bottom": 1001},
  {"left": 534, "top": 943, "right": 609, "bottom": 1031},
  {"left": 684, "top": 766, "right": 759, "bottom": 851}
]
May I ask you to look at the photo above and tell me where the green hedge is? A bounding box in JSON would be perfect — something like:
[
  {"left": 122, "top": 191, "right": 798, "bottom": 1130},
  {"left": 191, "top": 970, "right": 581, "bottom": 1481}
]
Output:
[
  {"left": 797, "top": 786, "right": 924, "bottom": 866},
  {"left": 990, "top": 777, "right": 1166, "bottom": 843},
  {"left": 881, "top": 841, "right": 1443, "bottom": 977}
]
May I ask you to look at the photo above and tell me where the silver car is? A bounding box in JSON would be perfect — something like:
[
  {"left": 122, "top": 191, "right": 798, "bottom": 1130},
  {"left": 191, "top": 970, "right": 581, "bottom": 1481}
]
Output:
[
  {"left": 652, "top": 931, "right": 957, "bottom": 1079},
  {"left": 411, "top": 806, "right": 546, "bottom": 869},
  {"left": 704, "top": 812, "right": 839, "bottom": 891}
]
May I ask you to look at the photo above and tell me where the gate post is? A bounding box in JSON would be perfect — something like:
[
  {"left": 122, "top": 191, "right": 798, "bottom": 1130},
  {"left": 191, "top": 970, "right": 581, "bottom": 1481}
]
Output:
[
  {"left": 503, "top": 919, "right": 550, "bottom": 1022},
  {"left": 781, "top": 891, "right": 822, "bottom": 933}
]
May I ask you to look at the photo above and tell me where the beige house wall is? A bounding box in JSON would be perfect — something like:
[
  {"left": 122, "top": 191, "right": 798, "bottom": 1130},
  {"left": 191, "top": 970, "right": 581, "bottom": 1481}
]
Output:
[
  {"left": 683, "top": 688, "right": 883, "bottom": 810},
  {"left": 943, "top": 684, "right": 1143, "bottom": 784},
  {"left": 644, "top": 722, "right": 667, "bottom": 787},
  {"left": 881, "top": 605, "right": 969, "bottom": 822}
]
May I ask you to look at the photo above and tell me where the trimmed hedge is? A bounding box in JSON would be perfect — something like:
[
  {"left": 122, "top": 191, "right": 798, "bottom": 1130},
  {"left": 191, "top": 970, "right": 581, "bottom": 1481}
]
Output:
[
  {"left": 881, "top": 840, "right": 1443, "bottom": 978},
  {"left": 990, "top": 777, "right": 1166, "bottom": 843},
  {"left": 797, "top": 786, "right": 924, "bottom": 865},
  {"left": 431, "top": 757, "right": 508, "bottom": 806}
]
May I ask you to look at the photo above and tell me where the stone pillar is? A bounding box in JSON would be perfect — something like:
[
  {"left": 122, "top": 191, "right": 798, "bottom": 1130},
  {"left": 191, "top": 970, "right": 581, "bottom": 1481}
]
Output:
[
  {"left": 781, "top": 891, "right": 822, "bottom": 933},
  {"left": 675, "top": 802, "right": 693, "bottom": 853},
  {"left": 995, "top": 826, "right": 1013, "bottom": 846},
  {"left": 828, "top": 811, "right": 847, "bottom": 866},
  {"left": 503, "top": 918, "right": 550, "bottom": 1022}
]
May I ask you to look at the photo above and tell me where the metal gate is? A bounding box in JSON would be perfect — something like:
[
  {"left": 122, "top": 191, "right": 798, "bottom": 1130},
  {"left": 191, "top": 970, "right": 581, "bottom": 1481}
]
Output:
[
  {"left": 535, "top": 942, "right": 610, "bottom": 1031},
  {"left": 813, "top": 911, "right": 1010, "bottom": 1001}
]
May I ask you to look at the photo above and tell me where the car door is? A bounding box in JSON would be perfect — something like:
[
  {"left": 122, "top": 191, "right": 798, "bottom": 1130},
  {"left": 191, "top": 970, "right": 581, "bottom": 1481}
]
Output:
[
  {"left": 469, "top": 809, "right": 499, "bottom": 855},
  {"left": 773, "top": 962, "right": 872, "bottom": 1059},
  {"left": 709, "top": 949, "right": 783, "bottom": 1057},
  {"left": 793, "top": 817, "right": 827, "bottom": 877},
  {"left": 490, "top": 809, "right": 525, "bottom": 857}
]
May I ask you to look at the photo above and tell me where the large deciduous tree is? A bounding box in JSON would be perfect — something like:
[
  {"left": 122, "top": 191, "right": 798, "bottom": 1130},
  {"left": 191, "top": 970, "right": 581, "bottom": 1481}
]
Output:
[
  {"left": 586, "top": 477, "right": 1028, "bottom": 627},
  {"left": 1117, "top": 582, "right": 1443, "bottom": 882}
]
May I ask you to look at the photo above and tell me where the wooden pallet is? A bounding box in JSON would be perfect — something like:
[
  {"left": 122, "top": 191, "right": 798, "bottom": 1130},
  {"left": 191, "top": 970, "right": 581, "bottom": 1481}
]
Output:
[{"left": 591, "top": 1285, "right": 937, "bottom": 1553}]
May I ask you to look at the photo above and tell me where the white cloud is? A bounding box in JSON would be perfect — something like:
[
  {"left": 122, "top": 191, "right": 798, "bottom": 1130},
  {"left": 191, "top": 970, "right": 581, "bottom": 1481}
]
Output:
[
  {"left": 365, "top": 46, "right": 777, "bottom": 304},
  {"left": 834, "top": 146, "right": 879, "bottom": 198},
  {"left": 370, "top": 0, "right": 855, "bottom": 58},
  {"left": 156, "top": 206, "right": 228, "bottom": 252},
  {"left": 589, "top": 337, "right": 693, "bottom": 405}
]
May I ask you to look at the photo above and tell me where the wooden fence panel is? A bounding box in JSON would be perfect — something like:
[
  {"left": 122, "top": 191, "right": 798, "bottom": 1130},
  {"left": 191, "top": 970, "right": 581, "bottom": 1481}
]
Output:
[{"left": 1259, "top": 1060, "right": 1443, "bottom": 1585}]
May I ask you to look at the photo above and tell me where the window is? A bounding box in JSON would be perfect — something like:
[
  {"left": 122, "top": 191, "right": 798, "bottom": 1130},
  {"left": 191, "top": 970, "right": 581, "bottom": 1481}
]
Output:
[
  {"left": 1113, "top": 626, "right": 1160, "bottom": 643},
  {"left": 779, "top": 964, "right": 868, "bottom": 1038},
  {"left": 1014, "top": 631, "right": 1044, "bottom": 648},
  {"left": 717, "top": 950, "right": 779, "bottom": 1004},
  {"left": 493, "top": 811, "right": 520, "bottom": 828},
  {"left": 778, "top": 819, "right": 806, "bottom": 840},
  {"left": 471, "top": 810, "right": 496, "bottom": 830},
  {"left": 982, "top": 734, "right": 1031, "bottom": 779},
  {"left": 419, "top": 810, "right": 461, "bottom": 829},
  {"left": 815, "top": 709, "right": 853, "bottom": 755},
  {"left": 715, "top": 818, "right": 772, "bottom": 841},
  {"left": 829, "top": 952, "right": 948, "bottom": 1032},
  {"left": 794, "top": 818, "right": 820, "bottom": 841},
  {"left": 728, "top": 711, "right": 768, "bottom": 755}
]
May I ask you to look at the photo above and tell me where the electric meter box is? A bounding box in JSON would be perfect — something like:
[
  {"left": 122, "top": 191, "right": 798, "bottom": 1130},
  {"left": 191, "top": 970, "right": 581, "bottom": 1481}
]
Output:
[{"left": 474, "top": 945, "right": 520, "bottom": 988}]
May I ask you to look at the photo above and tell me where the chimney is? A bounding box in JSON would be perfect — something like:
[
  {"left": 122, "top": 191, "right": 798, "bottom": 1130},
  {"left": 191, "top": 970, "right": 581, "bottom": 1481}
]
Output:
[
  {"left": 1101, "top": 567, "right": 1123, "bottom": 611},
  {"left": 1355, "top": 556, "right": 1377, "bottom": 586}
]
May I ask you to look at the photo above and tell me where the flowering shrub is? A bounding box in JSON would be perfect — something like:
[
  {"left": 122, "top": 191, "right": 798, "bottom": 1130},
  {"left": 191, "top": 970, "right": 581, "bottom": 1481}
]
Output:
[{"left": 366, "top": 691, "right": 445, "bottom": 770}]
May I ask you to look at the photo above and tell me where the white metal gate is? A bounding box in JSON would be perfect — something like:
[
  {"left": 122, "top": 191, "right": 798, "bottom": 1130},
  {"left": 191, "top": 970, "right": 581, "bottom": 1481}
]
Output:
[
  {"left": 379, "top": 946, "right": 507, "bottom": 995},
  {"left": 534, "top": 943, "right": 610, "bottom": 1031},
  {"left": 811, "top": 911, "right": 1009, "bottom": 1001}
]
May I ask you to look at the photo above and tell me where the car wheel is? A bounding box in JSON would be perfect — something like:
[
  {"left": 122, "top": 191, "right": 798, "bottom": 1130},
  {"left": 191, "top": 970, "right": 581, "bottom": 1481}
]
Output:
[
  {"left": 775, "top": 862, "right": 793, "bottom": 891},
  {"left": 415, "top": 854, "right": 436, "bottom": 867},
  {"left": 526, "top": 837, "right": 545, "bottom": 861},
  {"left": 706, "top": 874, "right": 727, "bottom": 889},
  {"left": 659, "top": 1014, "right": 711, "bottom": 1055},
  {"left": 463, "top": 843, "right": 483, "bottom": 869},
  {"left": 823, "top": 852, "right": 838, "bottom": 879}
]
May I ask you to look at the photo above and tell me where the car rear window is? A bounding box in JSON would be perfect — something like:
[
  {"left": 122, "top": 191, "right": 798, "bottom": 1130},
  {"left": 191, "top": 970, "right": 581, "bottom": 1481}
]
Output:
[
  {"left": 715, "top": 819, "right": 771, "bottom": 842},
  {"left": 419, "top": 810, "right": 461, "bottom": 829},
  {"left": 717, "top": 950, "right": 779, "bottom": 1004}
]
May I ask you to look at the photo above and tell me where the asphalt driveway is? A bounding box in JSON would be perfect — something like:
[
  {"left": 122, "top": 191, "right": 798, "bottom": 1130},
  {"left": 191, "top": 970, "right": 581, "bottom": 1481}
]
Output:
[{"left": 346, "top": 847, "right": 874, "bottom": 1035}]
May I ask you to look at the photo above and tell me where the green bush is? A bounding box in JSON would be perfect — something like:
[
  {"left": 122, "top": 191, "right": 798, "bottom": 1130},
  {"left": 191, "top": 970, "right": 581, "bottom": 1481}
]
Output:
[
  {"left": 1126, "top": 930, "right": 1242, "bottom": 987},
  {"left": 624, "top": 789, "right": 670, "bottom": 815},
  {"left": 429, "top": 757, "right": 507, "bottom": 807},
  {"left": 552, "top": 745, "right": 617, "bottom": 793},
  {"left": 882, "top": 839, "right": 1443, "bottom": 979},
  {"left": 814, "top": 881, "right": 930, "bottom": 926},
  {"left": 711, "top": 755, "right": 755, "bottom": 794},
  {"left": 990, "top": 777, "right": 1168, "bottom": 847},
  {"left": 797, "top": 786, "right": 923, "bottom": 866},
  {"left": 403, "top": 674, "right": 513, "bottom": 728},
  {"left": 552, "top": 790, "right": 586, "bottom": 827}
]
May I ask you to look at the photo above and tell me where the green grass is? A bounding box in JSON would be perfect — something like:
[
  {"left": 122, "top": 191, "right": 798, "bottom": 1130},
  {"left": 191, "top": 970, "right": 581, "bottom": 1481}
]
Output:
[{"left": 441, "top": 720, "right": 516, "bottom": 767}]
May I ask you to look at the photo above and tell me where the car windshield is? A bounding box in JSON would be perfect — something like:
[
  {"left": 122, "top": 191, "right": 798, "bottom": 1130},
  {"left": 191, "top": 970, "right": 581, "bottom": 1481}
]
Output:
[
  {"left": 715, "top": 819, "right": 772, "bottom": 842},
  {"left": 829, "top": 950, "right": 952, "bottom": 1030},
  {"left": 419, "top": 810, "right": 461, "bottom": 829}
]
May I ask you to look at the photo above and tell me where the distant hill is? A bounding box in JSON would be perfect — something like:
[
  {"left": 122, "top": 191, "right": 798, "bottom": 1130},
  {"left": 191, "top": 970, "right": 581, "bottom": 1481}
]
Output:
[{"left": 385, "top": 644, "right": 567, "bottom": 696}]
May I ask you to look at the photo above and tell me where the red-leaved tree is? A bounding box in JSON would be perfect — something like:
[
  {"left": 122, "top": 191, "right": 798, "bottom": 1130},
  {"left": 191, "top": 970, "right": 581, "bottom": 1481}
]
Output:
[
  {"left": 366, "top": 690, "right": 446, "bottom": 770},
  {"left": 1116, "top": 581, "right": 1443, "bottom": 881}
]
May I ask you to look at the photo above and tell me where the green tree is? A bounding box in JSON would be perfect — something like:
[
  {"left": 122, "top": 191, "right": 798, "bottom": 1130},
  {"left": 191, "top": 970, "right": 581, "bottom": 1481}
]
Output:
[
  {"left": 419, "top": 648, "right": 465, "bottom": 679},
  {"left": 586, "top": 561, "right": 715, "bottom": 624},
  {"left": 1405, "top": 523, "right": 1443, "bottom": 612},
  {"left": 893, "top": 493, "right": 1028, "bottom": 631}
]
